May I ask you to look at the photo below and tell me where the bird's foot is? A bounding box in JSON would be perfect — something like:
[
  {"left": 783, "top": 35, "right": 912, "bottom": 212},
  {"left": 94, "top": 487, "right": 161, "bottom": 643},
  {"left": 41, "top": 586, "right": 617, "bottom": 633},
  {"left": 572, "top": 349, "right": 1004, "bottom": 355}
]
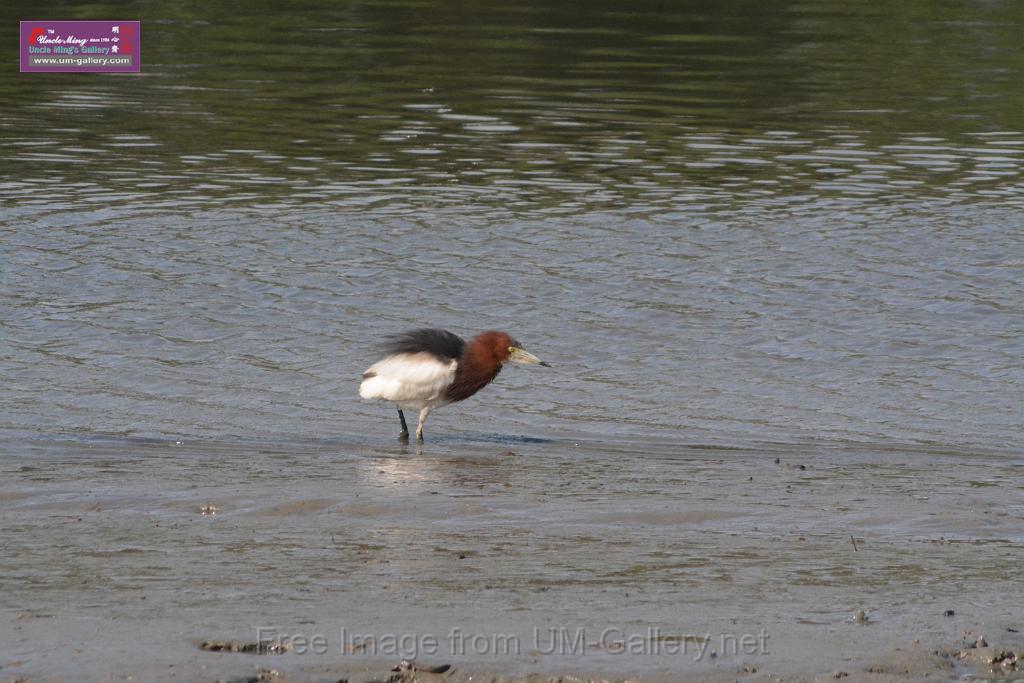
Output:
[{"left": 398, "top": 431, "right": 410, "bottom": 443}]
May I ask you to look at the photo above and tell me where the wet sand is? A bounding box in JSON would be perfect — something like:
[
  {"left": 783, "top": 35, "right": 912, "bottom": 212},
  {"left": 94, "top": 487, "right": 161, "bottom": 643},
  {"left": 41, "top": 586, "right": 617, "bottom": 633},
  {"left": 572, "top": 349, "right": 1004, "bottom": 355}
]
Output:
[{"left": 2, "top": 436, "right": 1022, "bottom": 682}]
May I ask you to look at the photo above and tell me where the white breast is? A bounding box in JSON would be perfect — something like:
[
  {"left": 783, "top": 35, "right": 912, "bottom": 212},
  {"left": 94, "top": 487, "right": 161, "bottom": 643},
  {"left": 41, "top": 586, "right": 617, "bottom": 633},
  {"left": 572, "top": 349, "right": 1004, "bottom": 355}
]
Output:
[{"left": 359, "top": 352, "right": 457, "bottom": 409}]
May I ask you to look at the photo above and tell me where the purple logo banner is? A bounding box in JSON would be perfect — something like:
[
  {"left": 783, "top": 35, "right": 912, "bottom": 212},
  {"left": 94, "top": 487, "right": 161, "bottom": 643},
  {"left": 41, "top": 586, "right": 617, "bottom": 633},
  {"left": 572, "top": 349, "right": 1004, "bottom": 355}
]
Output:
[{"left": 20, "top": 20, "right": 140, "bottom": 73}]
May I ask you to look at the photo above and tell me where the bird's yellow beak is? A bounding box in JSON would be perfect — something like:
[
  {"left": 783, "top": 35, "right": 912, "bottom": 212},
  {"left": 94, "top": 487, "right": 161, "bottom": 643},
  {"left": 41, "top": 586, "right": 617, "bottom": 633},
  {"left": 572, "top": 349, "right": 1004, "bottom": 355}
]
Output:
[{"left": 507, "top": 346, "right": 550, "bottom": 367}]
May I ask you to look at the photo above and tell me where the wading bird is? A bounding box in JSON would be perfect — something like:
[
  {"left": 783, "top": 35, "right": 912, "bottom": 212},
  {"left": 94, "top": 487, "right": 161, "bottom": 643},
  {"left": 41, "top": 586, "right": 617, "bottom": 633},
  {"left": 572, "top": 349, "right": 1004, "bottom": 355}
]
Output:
[{"left": 359, "top": 328, "right": 549, "bottom": 442}]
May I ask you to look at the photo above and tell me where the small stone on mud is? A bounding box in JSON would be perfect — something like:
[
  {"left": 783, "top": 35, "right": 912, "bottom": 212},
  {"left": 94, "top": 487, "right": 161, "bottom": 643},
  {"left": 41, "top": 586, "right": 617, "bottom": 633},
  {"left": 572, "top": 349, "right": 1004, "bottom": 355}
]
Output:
[
  {"left": 944, "top": 609, "right": 955, "bottom": 617},
  {"left": 833, "top": 672, "right": 848, "bottom": 679},
  {"left": 853, "top": 609, "right": 868, "bottom": 624},
  {"left": 200, "top": 639, "right": 289, "bottom": 654},
  {"left": 391, "top": 660, "right": 451, "bottom": 674},
  {"left": 219, "top": 669, "right": 281, "bottom": 683},
  {"left": 957, "top": 645, "right": 1021, "bottom": 668}
]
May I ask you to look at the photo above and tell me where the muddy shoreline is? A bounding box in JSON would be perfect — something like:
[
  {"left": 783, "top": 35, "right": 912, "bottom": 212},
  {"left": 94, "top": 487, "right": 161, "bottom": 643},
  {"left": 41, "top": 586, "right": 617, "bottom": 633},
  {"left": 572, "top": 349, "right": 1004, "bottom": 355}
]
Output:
[
  {"left": 5, "top": 624, "right": 1023, "bottom": 683},
  {"left": 3, "top": 436, "right": 1022, "bottom": 682}
]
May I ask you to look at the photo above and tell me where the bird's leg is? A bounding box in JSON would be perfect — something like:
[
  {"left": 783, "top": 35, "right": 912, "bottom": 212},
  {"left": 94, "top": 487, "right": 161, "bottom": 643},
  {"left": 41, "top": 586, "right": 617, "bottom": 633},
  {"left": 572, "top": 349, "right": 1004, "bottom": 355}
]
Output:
[
  {"left": 415, "top": 406, "right": 431, "bottom": 443},
  {"left": 397, "top": 408, "right": 409, "bottom": 441}
]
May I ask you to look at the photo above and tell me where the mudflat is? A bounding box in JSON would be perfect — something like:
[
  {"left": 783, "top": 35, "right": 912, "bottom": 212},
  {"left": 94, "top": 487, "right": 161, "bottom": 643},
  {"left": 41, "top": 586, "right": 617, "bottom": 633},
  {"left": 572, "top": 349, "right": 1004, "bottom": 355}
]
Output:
[{"left": 3, "top": 436, "right": 1021, "bottom": 681}]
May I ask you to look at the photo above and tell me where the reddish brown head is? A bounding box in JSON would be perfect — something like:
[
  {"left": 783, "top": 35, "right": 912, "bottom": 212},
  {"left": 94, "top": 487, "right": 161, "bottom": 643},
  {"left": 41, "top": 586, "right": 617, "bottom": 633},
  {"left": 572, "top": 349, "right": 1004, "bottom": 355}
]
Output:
[
  {"left": 472, "top": 331, "right": 516, "bottom": 364},
  {"left": 443, "top": 331, "right": 547, "bottom": 403}
]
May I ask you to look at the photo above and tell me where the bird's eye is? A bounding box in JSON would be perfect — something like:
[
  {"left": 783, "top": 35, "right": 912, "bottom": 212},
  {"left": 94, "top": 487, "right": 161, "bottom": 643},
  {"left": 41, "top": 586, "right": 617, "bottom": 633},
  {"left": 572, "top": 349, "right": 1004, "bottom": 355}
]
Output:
[{"left": 508, "top": 346, "right": 515, "bottom": 354}]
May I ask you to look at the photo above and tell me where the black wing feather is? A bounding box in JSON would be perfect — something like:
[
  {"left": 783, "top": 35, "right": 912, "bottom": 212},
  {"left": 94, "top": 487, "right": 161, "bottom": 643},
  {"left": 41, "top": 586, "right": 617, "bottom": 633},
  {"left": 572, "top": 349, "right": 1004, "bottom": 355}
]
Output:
[{"left": 383, "top": 328, "right": 466, "bottom": 361}]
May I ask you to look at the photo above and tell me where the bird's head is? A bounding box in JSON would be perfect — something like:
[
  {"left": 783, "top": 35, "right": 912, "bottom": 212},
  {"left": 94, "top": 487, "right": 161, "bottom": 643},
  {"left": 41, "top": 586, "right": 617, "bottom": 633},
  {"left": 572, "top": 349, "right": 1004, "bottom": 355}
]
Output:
[{"left": 477, "top": 331, "right": 550, "bottom": 367}]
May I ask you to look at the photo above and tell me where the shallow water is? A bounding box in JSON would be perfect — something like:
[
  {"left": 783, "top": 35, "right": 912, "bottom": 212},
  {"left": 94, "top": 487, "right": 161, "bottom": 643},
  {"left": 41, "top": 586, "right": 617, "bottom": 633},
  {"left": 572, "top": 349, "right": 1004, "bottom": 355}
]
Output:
[
  {"left": 2, "top": 0, "right": 1023, "bottom": 451},
  {"left": 2, "top": 1, "right": 1023, "bottom": 680}
]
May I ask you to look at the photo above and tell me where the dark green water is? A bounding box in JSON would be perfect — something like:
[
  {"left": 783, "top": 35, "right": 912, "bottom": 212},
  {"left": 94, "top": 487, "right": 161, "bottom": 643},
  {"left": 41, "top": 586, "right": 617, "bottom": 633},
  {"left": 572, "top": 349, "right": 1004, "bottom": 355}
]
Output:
[{"left": 4, "top": 1, "right": 1024, "bottom": 209}]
